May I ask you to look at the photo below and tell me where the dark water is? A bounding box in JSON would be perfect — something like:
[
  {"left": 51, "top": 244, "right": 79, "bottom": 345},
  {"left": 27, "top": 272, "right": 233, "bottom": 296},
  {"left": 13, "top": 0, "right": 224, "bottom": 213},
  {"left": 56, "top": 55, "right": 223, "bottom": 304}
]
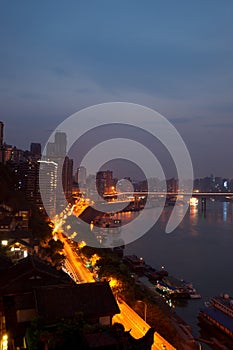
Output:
[{"left": 123, "top": 200, "right": 233, "bottom": 348}]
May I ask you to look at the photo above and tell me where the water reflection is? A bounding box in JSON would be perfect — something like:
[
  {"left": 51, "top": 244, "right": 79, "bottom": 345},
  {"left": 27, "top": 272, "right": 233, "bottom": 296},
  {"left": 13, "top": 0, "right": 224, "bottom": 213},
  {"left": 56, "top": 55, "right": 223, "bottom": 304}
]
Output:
[
  {"left": 189, "top": 206, "right": 199, "bottom": 237},
  {"left": 124, "top": 200, "right": 233, "bottom": 349},
  {"left": 223, "top": 202, "right": 227, "bottom": 222},
  {"left": 113, "top": 200, "right": 233, "bottom": 238},
  {"left": 189, "top": 206, "right": 198, "bottom": 223}
]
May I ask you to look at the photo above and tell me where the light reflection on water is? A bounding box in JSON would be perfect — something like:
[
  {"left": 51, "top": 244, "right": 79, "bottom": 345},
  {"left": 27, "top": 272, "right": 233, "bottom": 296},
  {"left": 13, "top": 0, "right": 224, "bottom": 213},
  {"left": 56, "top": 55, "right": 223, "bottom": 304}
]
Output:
[
  {"left": 223, "top": 201, "right": 228, "bottom": 222},
  {"left": 122, "top": 201, "right": 233, "bottom": 347}
]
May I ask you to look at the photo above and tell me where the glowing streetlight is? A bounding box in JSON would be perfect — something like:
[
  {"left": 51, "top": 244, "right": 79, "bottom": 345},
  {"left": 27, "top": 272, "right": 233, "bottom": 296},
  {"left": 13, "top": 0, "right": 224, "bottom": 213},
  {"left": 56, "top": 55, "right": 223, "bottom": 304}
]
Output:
[{"left": 136, "top": 300, "right": 147, "bottom": 323}]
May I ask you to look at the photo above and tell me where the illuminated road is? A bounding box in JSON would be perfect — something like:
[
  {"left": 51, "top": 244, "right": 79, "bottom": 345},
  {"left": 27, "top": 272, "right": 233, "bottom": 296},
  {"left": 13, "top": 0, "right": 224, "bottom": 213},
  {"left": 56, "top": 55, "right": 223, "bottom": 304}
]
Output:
[
  {"left": 58, "top": 231, "right": 94, "bottom": 283},
  {"left": 54, "top": 201, "right": 176, "bottom": 349},
  {"left": 61, "top": 231, "right": 176, "bottom": 350},
  {"left": 113, "top": 300, "right": 176, "bottom": 350},
  {"left": 53, "top": 200, "right": 94, "bottom": 283}
]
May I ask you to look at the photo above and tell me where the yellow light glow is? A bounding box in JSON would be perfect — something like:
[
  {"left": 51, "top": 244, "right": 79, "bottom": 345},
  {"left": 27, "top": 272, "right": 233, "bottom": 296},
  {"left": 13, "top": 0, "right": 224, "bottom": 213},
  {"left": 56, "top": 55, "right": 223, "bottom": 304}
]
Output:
[
  {"left": 70, "top": 231, "right": 77, "bottom": 239},
  {"left": 91, "top": 254, "right": 100, "bottom": 266},
  {"left": 1, "top": 240, "right": 8, "bottom": 246},
  {"left": 190, "top": 198, "right": 199, "bottom": 206},
  {"left": 109, "top": 278, "right": 119, "bottom": 289},
  {"left": 78, "top": 240, "right": 86, "bottom": 249},
  {"left": 2, "top": 334, "right": 8, "bottom": 350}
]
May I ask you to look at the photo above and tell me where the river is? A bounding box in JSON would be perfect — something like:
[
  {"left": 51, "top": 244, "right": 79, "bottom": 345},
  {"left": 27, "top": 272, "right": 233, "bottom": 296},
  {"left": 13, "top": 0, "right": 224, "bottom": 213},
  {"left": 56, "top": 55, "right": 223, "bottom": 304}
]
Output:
[{"left": 121, "top": 200, "right": 233, "bottom": 349}]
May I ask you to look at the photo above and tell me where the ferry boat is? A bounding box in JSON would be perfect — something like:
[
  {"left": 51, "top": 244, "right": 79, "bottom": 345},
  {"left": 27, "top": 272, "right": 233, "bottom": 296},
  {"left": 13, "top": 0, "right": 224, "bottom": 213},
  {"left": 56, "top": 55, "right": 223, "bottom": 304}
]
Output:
[
  {"left": 155, "top": 280, "right": 191, "bottom": 299},
  {"left": 199, "top": 294, "right": 233, "bottom": 339}
]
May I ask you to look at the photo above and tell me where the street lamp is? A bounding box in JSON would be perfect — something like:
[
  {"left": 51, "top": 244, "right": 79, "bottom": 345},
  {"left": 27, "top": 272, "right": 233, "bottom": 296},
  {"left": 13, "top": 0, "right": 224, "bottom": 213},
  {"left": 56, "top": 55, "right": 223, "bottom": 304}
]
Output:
[{"left": 136, "top": 300, "right": 147, "bottom": 323}]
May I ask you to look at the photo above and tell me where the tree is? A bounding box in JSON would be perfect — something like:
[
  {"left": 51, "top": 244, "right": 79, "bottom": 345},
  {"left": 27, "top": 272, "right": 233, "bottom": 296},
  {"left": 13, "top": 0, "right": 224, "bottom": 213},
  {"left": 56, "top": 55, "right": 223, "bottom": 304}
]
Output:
[
  {"left": 30, "top": 209, "right": 53, "bottom": 243},
  {"left": 41, "top": 239, "right": 65, "bottom": 268},
  {"left": 26, "top": 313, "right": 86, "bottom": 350}
]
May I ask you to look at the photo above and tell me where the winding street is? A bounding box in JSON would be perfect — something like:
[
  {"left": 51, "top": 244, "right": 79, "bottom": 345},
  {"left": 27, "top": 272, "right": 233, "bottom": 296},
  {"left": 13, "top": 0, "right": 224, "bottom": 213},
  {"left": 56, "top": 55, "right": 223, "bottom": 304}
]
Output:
[{"left": 55, "top": 201, "right": 176, "bottom": 350}]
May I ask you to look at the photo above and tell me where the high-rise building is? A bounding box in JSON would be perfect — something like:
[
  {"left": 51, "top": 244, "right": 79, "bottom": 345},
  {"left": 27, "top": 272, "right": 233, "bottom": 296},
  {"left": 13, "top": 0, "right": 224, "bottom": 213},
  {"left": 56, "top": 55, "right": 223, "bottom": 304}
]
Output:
[
  {"left": 167, "top": 178, "right": 178, "bottom": 193},
  {"left": 0, "top": 122, "right": 4, "bottom": 163},
  {"left": 75, "top": 166, "right": 87, "bottom": 186},
  {"left": 30, "top": 143, "right": 41, "bottom": 161},
  {"left": 3, "top": 145, "right": 26, "bottom": 164},
  {"left": 23, "top": 161, "right": 40, "bottom": 203},
  {"left": 3, "top": 144, "right": 13, "bottom": 163},
  {"left": 46, "top": 132, "right": 67, "bottom": 159},
  {"left": 0, "top": 121, "right": 4, "bottom": 163},
  {"left": 54, "top": 132, "right": 67, "bottom": 157},
  {"left": 8, "top": 160, "right": 41, "bottom": 205},
  {"left": 38, "top": 160, "right": 58, "bottom": 217},
  {"left": 46, "top": 142, "right": 56, "bottom": 158},
  {"left": 62, "top": 156, "right": 73, "bottom": 200},
  {"left": 96, "top": 170, "right": 113, "bottom": 196},
  {"left": 32, "top": 132, "right": 73, "bottom": 213},
  {"left": 0, "top": 121, "right": 4, "bottom": 147},
  {"left": 30, "top": 143, "right": 41, "bottom": 155},
  {"left": 45, "top": 132, "right": 68, "bottom": 212}
]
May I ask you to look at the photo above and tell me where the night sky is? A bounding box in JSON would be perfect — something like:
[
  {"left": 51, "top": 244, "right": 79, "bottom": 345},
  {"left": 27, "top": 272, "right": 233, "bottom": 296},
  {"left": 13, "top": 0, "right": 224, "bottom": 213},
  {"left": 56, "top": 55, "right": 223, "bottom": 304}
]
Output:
[{"left": 1, "top": 1, "right": 233, "bottom": 178}]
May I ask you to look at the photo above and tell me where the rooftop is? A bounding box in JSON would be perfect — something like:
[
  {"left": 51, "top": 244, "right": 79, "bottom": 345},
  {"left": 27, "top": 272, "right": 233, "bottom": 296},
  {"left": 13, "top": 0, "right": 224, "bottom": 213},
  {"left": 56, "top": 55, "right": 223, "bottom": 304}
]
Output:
[
  {"left": 34, "top": 282, "right": 120, "bottom": 323},
  {"left": 0, "top": 255, "right": 73, "bottom": 294}
]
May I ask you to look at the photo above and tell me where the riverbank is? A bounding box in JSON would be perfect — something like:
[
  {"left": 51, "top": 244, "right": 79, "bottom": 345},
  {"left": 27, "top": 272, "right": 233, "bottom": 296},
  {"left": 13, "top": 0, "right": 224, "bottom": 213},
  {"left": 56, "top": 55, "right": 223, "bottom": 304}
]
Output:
[{"left": 65, "top": 202, "right": 206, "bottom": 350}]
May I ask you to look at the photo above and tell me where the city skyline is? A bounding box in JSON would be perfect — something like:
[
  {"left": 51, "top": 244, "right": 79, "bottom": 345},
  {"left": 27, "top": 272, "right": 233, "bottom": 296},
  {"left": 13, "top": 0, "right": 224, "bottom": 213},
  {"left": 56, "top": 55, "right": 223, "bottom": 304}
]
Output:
[
  {"left": 1, "top": 3, "right": 233, "bottom": 347},
  {"left": 2, "top": 121, "right": 233, "bottom": 192},
  {"left": 2, "top": 118, "right": 233, "bottom": 181},
  {"left": 1, "top": 1, "right": 233, "bottom": 178}
]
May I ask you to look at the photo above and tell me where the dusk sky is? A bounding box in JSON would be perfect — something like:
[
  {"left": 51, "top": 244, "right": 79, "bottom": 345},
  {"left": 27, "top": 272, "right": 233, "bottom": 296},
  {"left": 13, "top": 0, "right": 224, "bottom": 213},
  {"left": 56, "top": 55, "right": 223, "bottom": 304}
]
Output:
[{"left": 1, "top": 1, "right": 233, "bottom": 178}]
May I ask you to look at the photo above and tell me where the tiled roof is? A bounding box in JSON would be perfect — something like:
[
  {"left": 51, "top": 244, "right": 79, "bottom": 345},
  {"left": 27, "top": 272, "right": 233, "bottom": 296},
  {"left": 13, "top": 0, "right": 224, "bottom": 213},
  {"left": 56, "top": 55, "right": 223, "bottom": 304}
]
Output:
[
  {"left": 0, "top": 255, "right": 73, "bottom": 294},
  {"left": 34, "top": 282, "right": 120, "bottom": 323},
  {"left": 0, "top": 230, "right": 32, "bottom": 239}
]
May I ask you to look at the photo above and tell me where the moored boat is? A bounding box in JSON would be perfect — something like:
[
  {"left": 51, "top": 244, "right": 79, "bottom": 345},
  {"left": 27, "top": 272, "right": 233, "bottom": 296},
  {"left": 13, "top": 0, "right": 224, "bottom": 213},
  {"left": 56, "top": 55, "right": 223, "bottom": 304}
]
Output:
[{"left": 199, "top": 294, "right": 233, "bottom": 339}]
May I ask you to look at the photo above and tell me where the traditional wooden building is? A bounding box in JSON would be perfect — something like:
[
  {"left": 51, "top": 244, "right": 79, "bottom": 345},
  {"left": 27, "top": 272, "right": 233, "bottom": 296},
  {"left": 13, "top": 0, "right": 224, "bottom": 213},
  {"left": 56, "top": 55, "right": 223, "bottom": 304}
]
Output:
[
  {"left": 34, "top": 282, "right": 120, "bottom": 326},
  {"left": 0, "top": 255, "right": 73, "bottom": 350}
]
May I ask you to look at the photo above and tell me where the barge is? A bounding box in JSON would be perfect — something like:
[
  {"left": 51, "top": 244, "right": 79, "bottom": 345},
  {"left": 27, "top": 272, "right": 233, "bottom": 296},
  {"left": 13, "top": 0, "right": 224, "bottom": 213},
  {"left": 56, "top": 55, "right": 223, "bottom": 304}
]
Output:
[{"left": 199, "top": 294, "right": 233, "bottom": 339}]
